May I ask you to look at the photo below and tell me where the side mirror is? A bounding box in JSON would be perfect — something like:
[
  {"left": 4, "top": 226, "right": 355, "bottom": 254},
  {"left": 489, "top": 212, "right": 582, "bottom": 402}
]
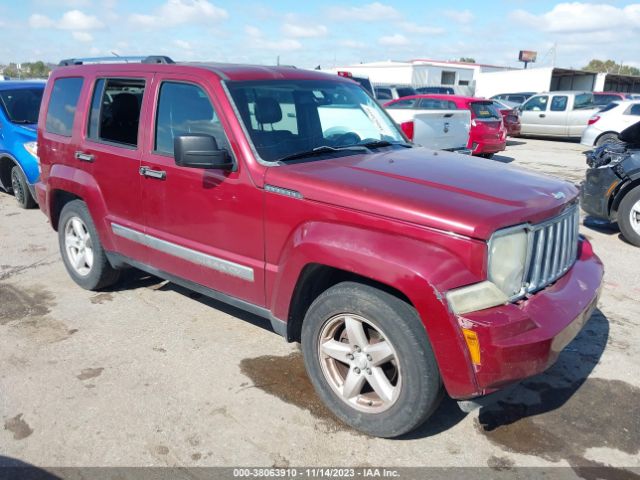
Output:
[{"left": 174, "top": 134, "right": 234, "bottom": 170}]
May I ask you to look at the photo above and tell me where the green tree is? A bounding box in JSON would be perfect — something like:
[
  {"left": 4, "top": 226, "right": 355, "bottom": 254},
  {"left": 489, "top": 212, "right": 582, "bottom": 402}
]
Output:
[
  {"left": 583, "top": 59, "right": 640, "bottom": 76},
  {"left": 458, "top": 57, "right": 476, "bottom": 63}
]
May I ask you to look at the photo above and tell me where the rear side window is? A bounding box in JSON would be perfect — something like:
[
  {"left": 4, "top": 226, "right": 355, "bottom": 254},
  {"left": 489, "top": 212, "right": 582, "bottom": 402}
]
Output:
[
  {"left": 550, "top": 96, "right": 568, "bottom": 111},
  {"left": 88, "top": 78, "right": 145, "bottom": 147},
  {"left": 387, "top": 98, "right": 417, "bottom": 109},
  {"left": 375, "top": 88, "right": 392, "bottom": 100},
  {"left": 418, "top": 98, "right": 458, "bottom": 110},
  {"left": 155, "top": 82, "right": 230, "bottom": 156},
  {"left": 45, "top": 77, "right": 83, "bottom": 136}
]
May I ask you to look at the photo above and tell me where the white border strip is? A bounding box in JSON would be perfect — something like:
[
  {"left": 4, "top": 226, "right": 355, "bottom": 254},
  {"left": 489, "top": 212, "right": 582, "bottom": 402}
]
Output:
[{"left": 111, "top": 223, "right": 254, "bottom": 282}]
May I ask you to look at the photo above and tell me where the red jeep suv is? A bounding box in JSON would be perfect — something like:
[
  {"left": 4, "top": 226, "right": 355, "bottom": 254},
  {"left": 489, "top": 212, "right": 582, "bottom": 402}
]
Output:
[{"left": 36, "top": 56, "right": 603, "bottom": 438}]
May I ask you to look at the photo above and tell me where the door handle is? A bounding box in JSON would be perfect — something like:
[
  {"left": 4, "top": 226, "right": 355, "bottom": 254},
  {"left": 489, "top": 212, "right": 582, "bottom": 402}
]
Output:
[
  {"left": 74, "top": 151, "right": 95, "bottom": 162},
  {"left": 539, "top": 114, "right": 546, "bottom": 118},
  {"left": 139, "top": 166, "right": 166, "bottom": 180}
]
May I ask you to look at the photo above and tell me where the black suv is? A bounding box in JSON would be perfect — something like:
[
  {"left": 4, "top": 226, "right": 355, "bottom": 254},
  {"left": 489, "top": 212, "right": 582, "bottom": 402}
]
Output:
[{"left": 581, "top": 122, "right": 640, "bottom": 245}]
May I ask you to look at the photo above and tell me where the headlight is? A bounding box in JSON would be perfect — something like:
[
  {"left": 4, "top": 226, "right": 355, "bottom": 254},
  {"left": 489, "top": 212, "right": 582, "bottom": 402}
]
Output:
[
  {"left": 24, "top": 141, "right": 39, "bottom": 163},
  {"left": 488, "top": 227, "right": 528, "bottom": 298}
]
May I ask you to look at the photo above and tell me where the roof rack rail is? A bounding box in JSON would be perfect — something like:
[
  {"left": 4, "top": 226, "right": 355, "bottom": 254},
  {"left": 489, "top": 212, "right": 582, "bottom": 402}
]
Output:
[{"left": 58, "top": 55, "right": 175, "bottom": 66}]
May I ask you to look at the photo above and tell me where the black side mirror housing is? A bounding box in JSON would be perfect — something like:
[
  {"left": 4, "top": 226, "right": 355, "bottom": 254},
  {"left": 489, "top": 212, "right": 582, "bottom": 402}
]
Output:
[{"left": 174, "top": 134, "right": 234, "bottom": 170}]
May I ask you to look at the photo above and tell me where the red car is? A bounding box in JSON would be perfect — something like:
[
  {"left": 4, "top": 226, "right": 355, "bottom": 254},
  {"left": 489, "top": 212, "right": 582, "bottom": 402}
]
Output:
[
  {"left": 36, "top": 56, "right": 602, "bottom": 438},
  {"left": 491, "top": 100, "right": 521, "bottom": 137},
  {"left": 385, "top": 94, "right": 507, "bottom": 158}
]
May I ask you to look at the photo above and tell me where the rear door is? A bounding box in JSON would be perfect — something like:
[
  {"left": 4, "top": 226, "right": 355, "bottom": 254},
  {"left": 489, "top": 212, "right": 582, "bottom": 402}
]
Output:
[
  {"left": 520, "top": 95, "right": 549, "bottom": 135},
  {"left": 139, "top": 73, "right": 265, "bottom": 306},
  {"left": 78, "top": 74, "right": 152, "bottom": 263}
]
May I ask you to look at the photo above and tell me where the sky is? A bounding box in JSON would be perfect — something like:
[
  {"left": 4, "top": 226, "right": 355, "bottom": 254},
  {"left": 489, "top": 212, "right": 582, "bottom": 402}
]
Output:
[{"left": 0, "top": 0, "right": 638, "bottom": 70}]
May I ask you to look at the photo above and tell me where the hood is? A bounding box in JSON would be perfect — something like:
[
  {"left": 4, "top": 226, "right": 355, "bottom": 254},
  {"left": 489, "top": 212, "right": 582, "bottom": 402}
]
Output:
[{"left": 265, "top": 147, "right": 577, "bottom": 240}]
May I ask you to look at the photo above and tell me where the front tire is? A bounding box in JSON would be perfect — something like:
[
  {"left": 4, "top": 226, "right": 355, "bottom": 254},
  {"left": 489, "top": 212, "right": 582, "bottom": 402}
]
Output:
[
  {"left": 11, "top": 166, "right": 36, "bottom": 209},
  {"left": 58, "top": 200, "right": 120, "bottom": 290},
  {"left": 301, "top": 282, "right": 442, "bottom": 438},
  {"left": 618, "top": 187, "right": 640, "bottom": 247}
]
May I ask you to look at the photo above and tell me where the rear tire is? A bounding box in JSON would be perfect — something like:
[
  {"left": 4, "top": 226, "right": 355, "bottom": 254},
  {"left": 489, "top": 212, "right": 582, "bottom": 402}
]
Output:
[
  {"left": 11, "top": 166, "right": 36, "bottom": 209},
  {"left": 596, "top": 132, "right": 620, "bottom": 147},
  {"left": 618, "top": 187, "right": 640, "bottom": 247},
  {"left": 58, "top": 200, "right": 120, "bottom": 290},
  {"left": 301, "top": 281, "right": 442, "bottom": 438}
]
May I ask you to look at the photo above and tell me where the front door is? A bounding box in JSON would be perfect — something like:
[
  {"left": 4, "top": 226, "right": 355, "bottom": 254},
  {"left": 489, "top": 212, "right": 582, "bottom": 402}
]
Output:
[
  {"left": 140, "top": 75, "right": 265, "bottom": 306},
  {"left": 520, "top": 95, "right": 549, "bottom": 135}
]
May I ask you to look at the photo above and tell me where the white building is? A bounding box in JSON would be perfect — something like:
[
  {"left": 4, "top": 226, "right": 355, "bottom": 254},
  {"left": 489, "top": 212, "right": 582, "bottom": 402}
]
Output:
[
  {"left": 330, "top": 59, "right": 511, "bottom": 95},
  {"left": 475, "top": 67, "right": 640, "bottom": 98}
]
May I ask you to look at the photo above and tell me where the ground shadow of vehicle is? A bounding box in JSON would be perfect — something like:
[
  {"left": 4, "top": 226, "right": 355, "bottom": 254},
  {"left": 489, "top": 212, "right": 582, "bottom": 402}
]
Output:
[
  {"left": 506, "top": 140, "right": 527, "bottom": 147},
  {"left": 583, "top": 216, "right": 620, "bottom": 235},
  {"left": 473, "top": 309, "right": 638, "bottom": 474},
  {"left": 488, "top": 154, "right": 515, "bottom": 164},
  {"left": 0, "top": 455, "right": 61, "bottom": 480}
]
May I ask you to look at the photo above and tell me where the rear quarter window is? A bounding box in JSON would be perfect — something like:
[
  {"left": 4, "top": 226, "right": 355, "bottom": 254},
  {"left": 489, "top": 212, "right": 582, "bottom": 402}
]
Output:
[{"left": 45, "top": 77, "right": 84, "bottom": 136}]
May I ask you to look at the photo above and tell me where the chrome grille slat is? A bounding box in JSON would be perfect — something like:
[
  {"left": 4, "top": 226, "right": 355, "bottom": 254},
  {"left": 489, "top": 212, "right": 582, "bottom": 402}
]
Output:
[{"left": 525, "top": 205, "right": 579, "bottom": 295}]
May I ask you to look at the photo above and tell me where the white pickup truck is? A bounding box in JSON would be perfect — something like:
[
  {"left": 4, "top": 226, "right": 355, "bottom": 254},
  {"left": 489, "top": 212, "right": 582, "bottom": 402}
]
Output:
[
  {"left": 519, "top": 91, "right": 599, "bottom": 138},
  {"left": 383, "top": 99, "right": 471, "bottom": 151}
]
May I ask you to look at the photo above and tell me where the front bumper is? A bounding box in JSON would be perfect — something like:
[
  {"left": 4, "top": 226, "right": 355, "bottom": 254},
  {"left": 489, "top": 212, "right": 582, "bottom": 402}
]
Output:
[
  {"left": 452, "top": 238, "right": 602, "bottom": 398},
  {"left": 580, "top": 166, "right": 619, "bottom": 220}
]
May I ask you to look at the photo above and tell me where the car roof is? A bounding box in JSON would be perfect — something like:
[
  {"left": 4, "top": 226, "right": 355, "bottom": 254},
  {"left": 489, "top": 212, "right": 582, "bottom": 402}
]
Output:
[
  {"left": 0, "top": 80, "right": 46, "bottom": 90},
  {"left": 50, "top": 62, "right": 345, "bottom": 83}
]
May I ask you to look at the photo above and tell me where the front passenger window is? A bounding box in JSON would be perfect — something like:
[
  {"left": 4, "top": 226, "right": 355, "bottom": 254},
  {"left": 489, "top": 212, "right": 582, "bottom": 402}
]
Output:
[
  {"left": 154, "top": 82, "right": 230, "bottom": 156},
  {"left": 522, "top": 96, "right": 548, "bottom": 112}
]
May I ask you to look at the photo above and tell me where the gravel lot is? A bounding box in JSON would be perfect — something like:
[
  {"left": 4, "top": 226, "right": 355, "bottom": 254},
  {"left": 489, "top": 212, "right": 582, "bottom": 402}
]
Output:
[{"left": 1, "top": 138, "right": 639, "bottom": 476}]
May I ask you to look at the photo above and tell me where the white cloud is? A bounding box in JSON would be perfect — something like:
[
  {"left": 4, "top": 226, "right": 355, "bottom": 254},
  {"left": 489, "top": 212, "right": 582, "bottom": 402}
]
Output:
[
  {"left": 339, "top": 39, "right": 366, "bottom": 49},
  {"left": 328, "top": 2, "right": 400, "bottom": 22},
  {"left": 245, "top": 25, "right": 262, "bottom": 37},
  {"left": 59, "top": 10, "right": 104, "bottom": 30},
  {"left": 71, "top": 31, "right": 93, "bottom": 42},
  {"left": 378, "top": 33, "right": 409, "bottom": 46},
  {"left": 29, "top": 14, "right": 55, "bottom": 29},
  {"left": 130, "top": 0, "right": 228, "bottom": 27},
  {"left": 282, "top": 23, "right": 327, "bottom": 38},
  {"left": 398, "top": 21, "right": 445, "bottom": 35},
  {"left": 510, "top": 2, "right": 640, "bottom": 34},
  {"left": 174, "top": 39, "right": 192, "bottom": 49},
  {"left": 259, "top": 38, "right": 302, "bottom": 51},
  {"left": 443, "top": 9, "right": 474, "bottom": 24}
]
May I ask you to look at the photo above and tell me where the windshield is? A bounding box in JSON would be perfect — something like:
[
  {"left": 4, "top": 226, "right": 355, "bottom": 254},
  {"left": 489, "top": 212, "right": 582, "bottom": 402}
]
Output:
[
  {"left": 0, "top": 87, "right": 44, "bottom": 124},
  {"left": 226, "top": 80, "right": 405, "bottom": 162}
]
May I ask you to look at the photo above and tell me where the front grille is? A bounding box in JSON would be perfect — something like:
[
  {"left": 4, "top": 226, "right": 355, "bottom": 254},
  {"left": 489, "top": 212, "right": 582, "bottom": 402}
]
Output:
[{"left": 525, "top": 205, "right": 580, "bottom": 293}]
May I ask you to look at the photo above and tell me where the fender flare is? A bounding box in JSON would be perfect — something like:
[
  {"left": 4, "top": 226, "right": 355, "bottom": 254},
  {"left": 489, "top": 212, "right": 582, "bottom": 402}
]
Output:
[
  {"left": 268, "top": 220, "right": 484, "bottom": 396},
  {"left": 47, "top": 164, "right": 115, "bottom": 250}
]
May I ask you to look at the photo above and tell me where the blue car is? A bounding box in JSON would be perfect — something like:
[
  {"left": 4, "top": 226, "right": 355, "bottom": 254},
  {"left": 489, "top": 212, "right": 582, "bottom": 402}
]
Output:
[{"left": 0, "top": 81, "right": 45, "bottom": 208}]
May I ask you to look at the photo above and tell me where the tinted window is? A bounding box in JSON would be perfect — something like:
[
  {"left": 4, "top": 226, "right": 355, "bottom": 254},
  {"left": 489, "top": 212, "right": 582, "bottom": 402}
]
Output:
[
  {"left": 550, "top": 96, "right": 568, "bottom": 111},
  {"left": 375, "top": 88, "right": 392, "bottom": 100},
  {"left": 599, "top": 102, "right": 619, "bottom": 113},
  {"left": 522, "top": 96, "right": 548, "bottom": 112},
  {"left": 155, "top": 82, "right": 230, "bottom": 155},
  {"left": 88, "top": 78, "right": 145, "bottom": 146},
  {"left": 45, "top": 77, "right": 83, "bottom": 136},
  {"left": 507, "top": 95, "right": 525, "bottom": 103},
  {"left": 387, "top": 98, "right": 417, "bottom": 109},
  {"left": 573, "top": 93, "right": 594, "bottom": 110},
  {"left": 395, "top": 87, "right": 416, "bottom": 98},
  {"left": 628, "top": 104, "right": 640, "bottom": 116},
  {"left": 441, "top": 71, "right": 456, "bottom": 85},
  {"left": 0, "top": 87, "right": 44, "bottom": 124},
  {"left": 593, "top": 94, "right": 621, "bottom": 106},
  {"left": 470, "top": 102, "right": 501, "bottom": 119},
  {"left": 419, "top": 98, "right": 458, "bottom": 110}
]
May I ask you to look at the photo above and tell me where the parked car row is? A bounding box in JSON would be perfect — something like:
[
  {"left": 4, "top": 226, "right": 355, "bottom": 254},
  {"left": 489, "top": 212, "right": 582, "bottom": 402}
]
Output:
[{"left": 1, "top": 55, "right": 605, "bottom": 440}]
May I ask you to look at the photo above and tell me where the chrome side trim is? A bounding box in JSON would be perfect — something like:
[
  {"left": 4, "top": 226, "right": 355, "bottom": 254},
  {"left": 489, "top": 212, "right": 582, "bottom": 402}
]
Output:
[
  {"left": 111, "top": 223, "right": 254, "bottom": 282},
  {"left": 264, "top": 184, "right": 303, "bottom": 199}
]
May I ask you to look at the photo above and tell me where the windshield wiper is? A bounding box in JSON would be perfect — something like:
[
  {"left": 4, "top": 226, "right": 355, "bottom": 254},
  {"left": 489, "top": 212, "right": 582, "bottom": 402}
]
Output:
[
  {"left": 277, "top": 145, "right": 368, "bottom": 163},
  {"left": 360, "top": 140, "right": 412, "bottom": 149}
]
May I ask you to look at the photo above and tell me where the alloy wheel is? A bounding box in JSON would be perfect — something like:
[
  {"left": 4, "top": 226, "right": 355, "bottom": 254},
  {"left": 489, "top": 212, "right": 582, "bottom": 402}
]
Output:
[
  {"left": 64, "top": 216, "right": 94, "bottom": 276},
  {"left": 318, "top": 313, "right": 401, "bottom": 413}
]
